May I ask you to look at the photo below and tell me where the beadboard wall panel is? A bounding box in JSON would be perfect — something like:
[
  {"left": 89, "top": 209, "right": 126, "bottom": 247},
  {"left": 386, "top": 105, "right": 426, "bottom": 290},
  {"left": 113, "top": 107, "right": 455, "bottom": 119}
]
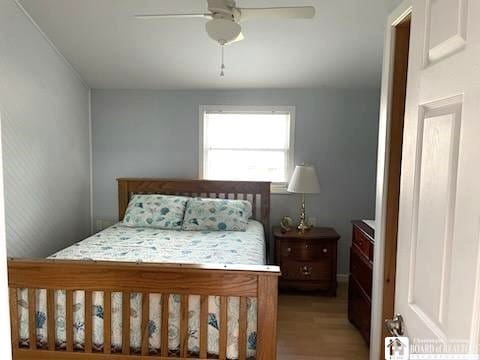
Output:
[{"left": 0, "top": 0, "right": 91, "bottom": 257}]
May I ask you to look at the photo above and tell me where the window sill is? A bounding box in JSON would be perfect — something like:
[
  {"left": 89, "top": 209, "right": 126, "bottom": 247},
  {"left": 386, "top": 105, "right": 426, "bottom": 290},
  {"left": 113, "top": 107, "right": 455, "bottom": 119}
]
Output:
[{"left": 271, "top": 185, "right": 292, "bottom": 195}]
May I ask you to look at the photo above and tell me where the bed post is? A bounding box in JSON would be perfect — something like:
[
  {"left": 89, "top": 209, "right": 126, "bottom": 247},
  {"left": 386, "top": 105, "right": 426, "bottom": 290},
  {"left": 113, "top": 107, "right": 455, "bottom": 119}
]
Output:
[
  {"left": 256, "top": 274, "right": 278, "bottom": 360},
  {"left": 117, "top": 179, "right": 129, "bottom": 221},
  {"left": 260, "top": 183, "right": 271, "bottom": 263}
]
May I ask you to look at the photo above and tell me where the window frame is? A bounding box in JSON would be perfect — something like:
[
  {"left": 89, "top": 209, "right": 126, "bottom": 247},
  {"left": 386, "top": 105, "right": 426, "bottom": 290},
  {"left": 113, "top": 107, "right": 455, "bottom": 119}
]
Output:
[{"left": 198, "top": 105, "right": 295, "bottom": 194}]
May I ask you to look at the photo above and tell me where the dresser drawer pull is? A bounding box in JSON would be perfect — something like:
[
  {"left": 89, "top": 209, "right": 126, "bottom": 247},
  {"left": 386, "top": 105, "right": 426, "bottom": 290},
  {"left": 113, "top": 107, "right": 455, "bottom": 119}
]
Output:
[
  {"left": 301, "top": 265, "right": 312, "bottom": 276},
  {"left": 287, "top": 247, "right": 292, "bottom": 253},
  {"left": 322, "top": 248, "right": 328, "bottom": 254}
]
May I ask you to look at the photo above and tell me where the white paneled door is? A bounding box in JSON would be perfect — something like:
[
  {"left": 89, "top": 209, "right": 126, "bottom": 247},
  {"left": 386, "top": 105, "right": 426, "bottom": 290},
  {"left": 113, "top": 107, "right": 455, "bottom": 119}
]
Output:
[{"left": 393, "top": 0, "right": 480, "bottom": 355}]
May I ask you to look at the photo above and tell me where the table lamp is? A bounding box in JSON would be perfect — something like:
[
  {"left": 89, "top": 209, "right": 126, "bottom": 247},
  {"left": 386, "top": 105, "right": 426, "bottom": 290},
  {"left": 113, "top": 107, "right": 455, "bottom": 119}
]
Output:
[{"left": 287, "top": 163, "right": 321, "bottom": 232}]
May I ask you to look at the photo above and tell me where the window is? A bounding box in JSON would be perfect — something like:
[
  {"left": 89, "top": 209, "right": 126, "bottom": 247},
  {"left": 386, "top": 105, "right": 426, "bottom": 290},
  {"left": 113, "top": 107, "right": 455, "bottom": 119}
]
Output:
[{"left": 199, "top": 106, "right": 295, "bottom": 193}]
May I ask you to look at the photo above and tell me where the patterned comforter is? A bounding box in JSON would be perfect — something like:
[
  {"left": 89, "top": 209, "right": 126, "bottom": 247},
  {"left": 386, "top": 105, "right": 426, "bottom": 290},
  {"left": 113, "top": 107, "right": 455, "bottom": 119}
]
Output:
[{"left": 17, "top": 221, "right": 266, "bottom": 359}]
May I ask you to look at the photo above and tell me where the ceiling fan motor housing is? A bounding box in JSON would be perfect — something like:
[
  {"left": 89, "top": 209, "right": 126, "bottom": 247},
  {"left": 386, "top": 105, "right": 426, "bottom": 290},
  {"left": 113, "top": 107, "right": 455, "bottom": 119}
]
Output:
[
  {"left": 205, "top": 18, "right": 241, "bottom": 45},
  {"left": 207, "top": 0, "right": 236, "bottom": 16}
]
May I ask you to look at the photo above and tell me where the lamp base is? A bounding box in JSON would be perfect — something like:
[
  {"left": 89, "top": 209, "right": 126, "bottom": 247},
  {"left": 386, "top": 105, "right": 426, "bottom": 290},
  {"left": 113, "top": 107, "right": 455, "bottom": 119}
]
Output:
[
  {"left": 297, "top": 220, "right": 311, "bottom": 233},
  {"left": 297, "top": 193, "right": 311, "bottom": 233}
]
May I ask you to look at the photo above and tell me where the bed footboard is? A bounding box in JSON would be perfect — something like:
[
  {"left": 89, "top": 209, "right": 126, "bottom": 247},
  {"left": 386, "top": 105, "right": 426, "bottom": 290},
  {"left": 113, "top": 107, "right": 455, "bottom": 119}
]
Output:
[{"left": 8, "top": 259, "right": 280, "bottom": 360}]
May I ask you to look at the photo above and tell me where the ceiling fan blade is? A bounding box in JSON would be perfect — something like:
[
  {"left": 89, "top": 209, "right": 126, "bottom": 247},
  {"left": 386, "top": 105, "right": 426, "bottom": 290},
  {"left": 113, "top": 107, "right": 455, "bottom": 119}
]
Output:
[
  {"left": 238, "top": 6, "right": 315, "bottom": 21},
  {"left": 227, "top": 31, "right": 244, "bottom": 44},
  {"left": 134, "top": 13, "right": 211, "bottom": 20}
]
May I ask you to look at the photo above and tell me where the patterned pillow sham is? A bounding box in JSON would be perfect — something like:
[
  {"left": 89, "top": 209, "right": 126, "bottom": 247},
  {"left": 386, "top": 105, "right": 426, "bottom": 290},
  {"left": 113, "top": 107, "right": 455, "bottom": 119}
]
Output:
[
  {"left": 182, "top": 198, "right": 252, "bottom": 231},
  {"left": 122, "top": 194, "right": 189, "bottom": 230}
]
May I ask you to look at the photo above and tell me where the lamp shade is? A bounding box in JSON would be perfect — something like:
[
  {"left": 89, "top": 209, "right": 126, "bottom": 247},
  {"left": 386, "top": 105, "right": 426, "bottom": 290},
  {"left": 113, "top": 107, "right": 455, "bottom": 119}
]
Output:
[{"left": 287, "top": 164, "right": 321, "bottom": 194}]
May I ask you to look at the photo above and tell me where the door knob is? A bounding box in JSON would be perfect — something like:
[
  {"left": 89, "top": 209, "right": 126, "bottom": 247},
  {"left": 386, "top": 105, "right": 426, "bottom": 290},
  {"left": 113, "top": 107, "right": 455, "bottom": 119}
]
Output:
[{"left": 385, "top": 314, "right": 405, "bottom": 337}]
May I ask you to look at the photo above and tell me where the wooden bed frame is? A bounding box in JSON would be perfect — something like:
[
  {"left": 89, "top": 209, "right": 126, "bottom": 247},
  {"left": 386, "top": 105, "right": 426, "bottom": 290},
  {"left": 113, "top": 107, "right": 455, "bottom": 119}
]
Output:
[{"left": 8, "top": 179, "right": 280, "bottom": 360}]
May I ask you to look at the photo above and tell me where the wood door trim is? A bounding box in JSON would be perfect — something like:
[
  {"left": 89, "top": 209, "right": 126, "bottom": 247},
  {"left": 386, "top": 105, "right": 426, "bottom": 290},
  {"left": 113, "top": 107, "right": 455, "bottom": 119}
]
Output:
[
  {"left": 370, "top": 2, "right": 412, "bottom": 359},
  {"left": 380, "top": 16, "right": 411, "bottom": 353}
]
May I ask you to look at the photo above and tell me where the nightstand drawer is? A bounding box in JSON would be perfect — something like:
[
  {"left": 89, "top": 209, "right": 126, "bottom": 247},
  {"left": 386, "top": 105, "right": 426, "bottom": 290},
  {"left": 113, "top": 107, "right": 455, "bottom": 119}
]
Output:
[
  {"left": 353, "top": 227, "right": 374, "bottom": 262},
  {"left": 273, "top": 226, "right": 339, "bottom": 295},
  {"left": 280, "top": 241, "right": 332, "bottom": 261},
  {"left": 281, "top": 260, "right": 331, "bottom": 281}
]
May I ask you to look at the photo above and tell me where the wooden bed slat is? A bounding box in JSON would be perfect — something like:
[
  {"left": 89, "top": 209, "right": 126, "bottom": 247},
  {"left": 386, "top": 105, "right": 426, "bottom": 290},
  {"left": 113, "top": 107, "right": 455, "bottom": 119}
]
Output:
[
  {"left": 238, "top": 297, "right": 247, "bottom": 360},
  {"left": 160, "top": 294, "right": 169, "bottom": 357},
  {"left": 66, "top": 290, "right": 74, "bottom": 352},
  {"left": 141, "top": 293, "right": 149, "bottom": 356},
  {"left": 28, "top": 289, "right": 36, "bottom": 350},
  {"left": 103, "top": 291, "right": 111, "bottom": 354},
  {"left": 180, "top": 294, "right": 189, "bottom": 357},
  {"left": 9, "top": 288, "right": 19, "bottom": 350},
  {"left": 122, "top": 292, "right": 130, "bottom": 355},
  {"left": 85, "top": 291, "right": 93, "bottom": 353},
  {"left": 199, "top": 295, "right": 208, "bottom": 359},
  {"left": 47, "top": 289, "right": 55, "bottom": 351},
  {"left": 219, "top": 296, "right": 227, "bottom": 360}
]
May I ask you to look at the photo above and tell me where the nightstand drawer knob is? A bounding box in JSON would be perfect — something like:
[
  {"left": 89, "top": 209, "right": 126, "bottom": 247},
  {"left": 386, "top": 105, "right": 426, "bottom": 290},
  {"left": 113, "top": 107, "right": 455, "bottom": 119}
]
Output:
[
  {"left": 322, "top": 248, "right": 328, "bottom": 253},
  {"left": 301, "top": 265, "right": 312, "bottom": 276},
  {"left": 287, "top": 247, "right": 292, "bottom": 253}
]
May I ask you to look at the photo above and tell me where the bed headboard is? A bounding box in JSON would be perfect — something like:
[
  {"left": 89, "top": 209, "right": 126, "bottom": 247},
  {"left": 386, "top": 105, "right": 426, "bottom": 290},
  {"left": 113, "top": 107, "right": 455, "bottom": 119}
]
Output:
[{"left": 117, "top": 178, "right": 271, "bottom": 231}]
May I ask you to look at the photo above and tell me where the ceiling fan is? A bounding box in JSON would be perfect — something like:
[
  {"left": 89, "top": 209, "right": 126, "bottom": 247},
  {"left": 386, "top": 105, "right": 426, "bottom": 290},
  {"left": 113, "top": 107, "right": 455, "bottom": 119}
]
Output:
[{"left": 135, "top": 0, "right": 316, "bottom": 76}]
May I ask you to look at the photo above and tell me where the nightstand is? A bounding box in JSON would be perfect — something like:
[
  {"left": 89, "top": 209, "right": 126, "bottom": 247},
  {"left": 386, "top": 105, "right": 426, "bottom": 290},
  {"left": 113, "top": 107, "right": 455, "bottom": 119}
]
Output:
[{"left": 273, "top": 226, "right": 340, "bottom": 296}]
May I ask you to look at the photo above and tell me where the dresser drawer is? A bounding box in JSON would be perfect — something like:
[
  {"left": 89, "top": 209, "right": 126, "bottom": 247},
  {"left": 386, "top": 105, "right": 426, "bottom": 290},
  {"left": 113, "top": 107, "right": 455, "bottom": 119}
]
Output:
[
  {"left": 348, "top": 275, "right": 371, "bottom": 345},
  {"left": 353, "top": 227, "right": 374, "bottom": 262},
  {"left": 280, "top": 241, "right": 332, "bottom": 261},
  {"left": 281, "top": 260, "right": 331, "bottom": 281},
  {"left": 350, "top": 246, "right": 373, "bottom": 298}
]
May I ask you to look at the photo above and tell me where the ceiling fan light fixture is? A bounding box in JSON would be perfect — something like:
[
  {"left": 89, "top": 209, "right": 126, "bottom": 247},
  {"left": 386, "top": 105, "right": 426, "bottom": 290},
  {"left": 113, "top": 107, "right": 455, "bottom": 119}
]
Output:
[{"left": 205, "top": 18, "right": 241, "bottom": 45}]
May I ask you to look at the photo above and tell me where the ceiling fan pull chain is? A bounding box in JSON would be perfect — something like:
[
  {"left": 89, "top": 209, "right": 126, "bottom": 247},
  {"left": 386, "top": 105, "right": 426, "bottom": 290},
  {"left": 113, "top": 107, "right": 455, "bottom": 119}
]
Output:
[{"left": 220, "top": 45, "right": 226, "bottom": 77}]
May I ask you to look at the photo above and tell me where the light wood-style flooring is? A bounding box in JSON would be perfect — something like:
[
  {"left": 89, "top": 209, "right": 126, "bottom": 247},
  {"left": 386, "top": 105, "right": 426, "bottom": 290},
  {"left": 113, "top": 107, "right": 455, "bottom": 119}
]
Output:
[{"left": 277, "top": 282, "right": 369, "bottom": 360}]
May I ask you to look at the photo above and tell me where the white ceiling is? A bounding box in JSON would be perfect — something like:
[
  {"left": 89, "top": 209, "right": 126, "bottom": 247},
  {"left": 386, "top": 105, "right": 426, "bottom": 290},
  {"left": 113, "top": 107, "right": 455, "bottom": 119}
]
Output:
[{"left": 18, "top": 0, "right": 397, "bottom": 90}]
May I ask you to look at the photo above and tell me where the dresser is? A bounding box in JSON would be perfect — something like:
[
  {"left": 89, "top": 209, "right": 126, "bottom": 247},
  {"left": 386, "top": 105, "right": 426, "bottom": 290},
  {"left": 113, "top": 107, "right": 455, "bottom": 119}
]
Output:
[
  {"left": 273, "top": 226, "right": 340, "bottom": 296},
  {"left": 348, "top": 220, "right": 375, "bottom": 345}
]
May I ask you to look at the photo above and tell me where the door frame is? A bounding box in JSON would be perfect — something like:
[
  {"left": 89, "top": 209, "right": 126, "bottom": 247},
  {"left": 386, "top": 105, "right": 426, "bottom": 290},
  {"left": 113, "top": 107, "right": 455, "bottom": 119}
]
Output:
[{"left": 370, "top": 2, "right": 412, "bottom": 360}]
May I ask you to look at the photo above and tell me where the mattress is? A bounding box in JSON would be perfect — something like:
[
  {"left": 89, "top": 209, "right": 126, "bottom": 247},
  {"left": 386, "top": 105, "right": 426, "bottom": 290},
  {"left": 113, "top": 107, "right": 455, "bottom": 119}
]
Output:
[{"left": 17, "top": 220, "right": 266, "bottom": 359}]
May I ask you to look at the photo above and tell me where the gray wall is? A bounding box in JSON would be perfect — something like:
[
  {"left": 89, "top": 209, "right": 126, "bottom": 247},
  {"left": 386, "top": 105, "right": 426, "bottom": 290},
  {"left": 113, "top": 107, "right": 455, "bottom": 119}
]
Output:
[
  {"left": 389, "top": 0, "right": 405, "bottom": 11},
  {"left": 92, "top": 89, "right": 379, "bottom": 274},
  {"left": 0, "top": 0, "right": 91, "bottom": 257}
]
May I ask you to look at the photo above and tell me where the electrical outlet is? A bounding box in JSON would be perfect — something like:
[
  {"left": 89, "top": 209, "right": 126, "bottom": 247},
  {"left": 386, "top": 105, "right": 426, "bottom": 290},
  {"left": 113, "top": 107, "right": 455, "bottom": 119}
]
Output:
[
  {"left": 103, "top": 220, "right": 115, "bottom": 228},
  {"left": 95, "top": 219, "right": 115, "bottom": 232},
  {"left": 95, "top": 220, "right": 103, "bottom": 232}
]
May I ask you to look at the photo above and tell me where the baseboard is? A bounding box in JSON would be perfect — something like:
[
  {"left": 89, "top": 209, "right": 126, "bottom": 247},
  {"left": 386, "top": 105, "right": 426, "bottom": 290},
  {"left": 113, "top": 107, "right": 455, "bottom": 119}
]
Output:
[{"left": 337, "top": 274, "right": 349, "bottom": 283}]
